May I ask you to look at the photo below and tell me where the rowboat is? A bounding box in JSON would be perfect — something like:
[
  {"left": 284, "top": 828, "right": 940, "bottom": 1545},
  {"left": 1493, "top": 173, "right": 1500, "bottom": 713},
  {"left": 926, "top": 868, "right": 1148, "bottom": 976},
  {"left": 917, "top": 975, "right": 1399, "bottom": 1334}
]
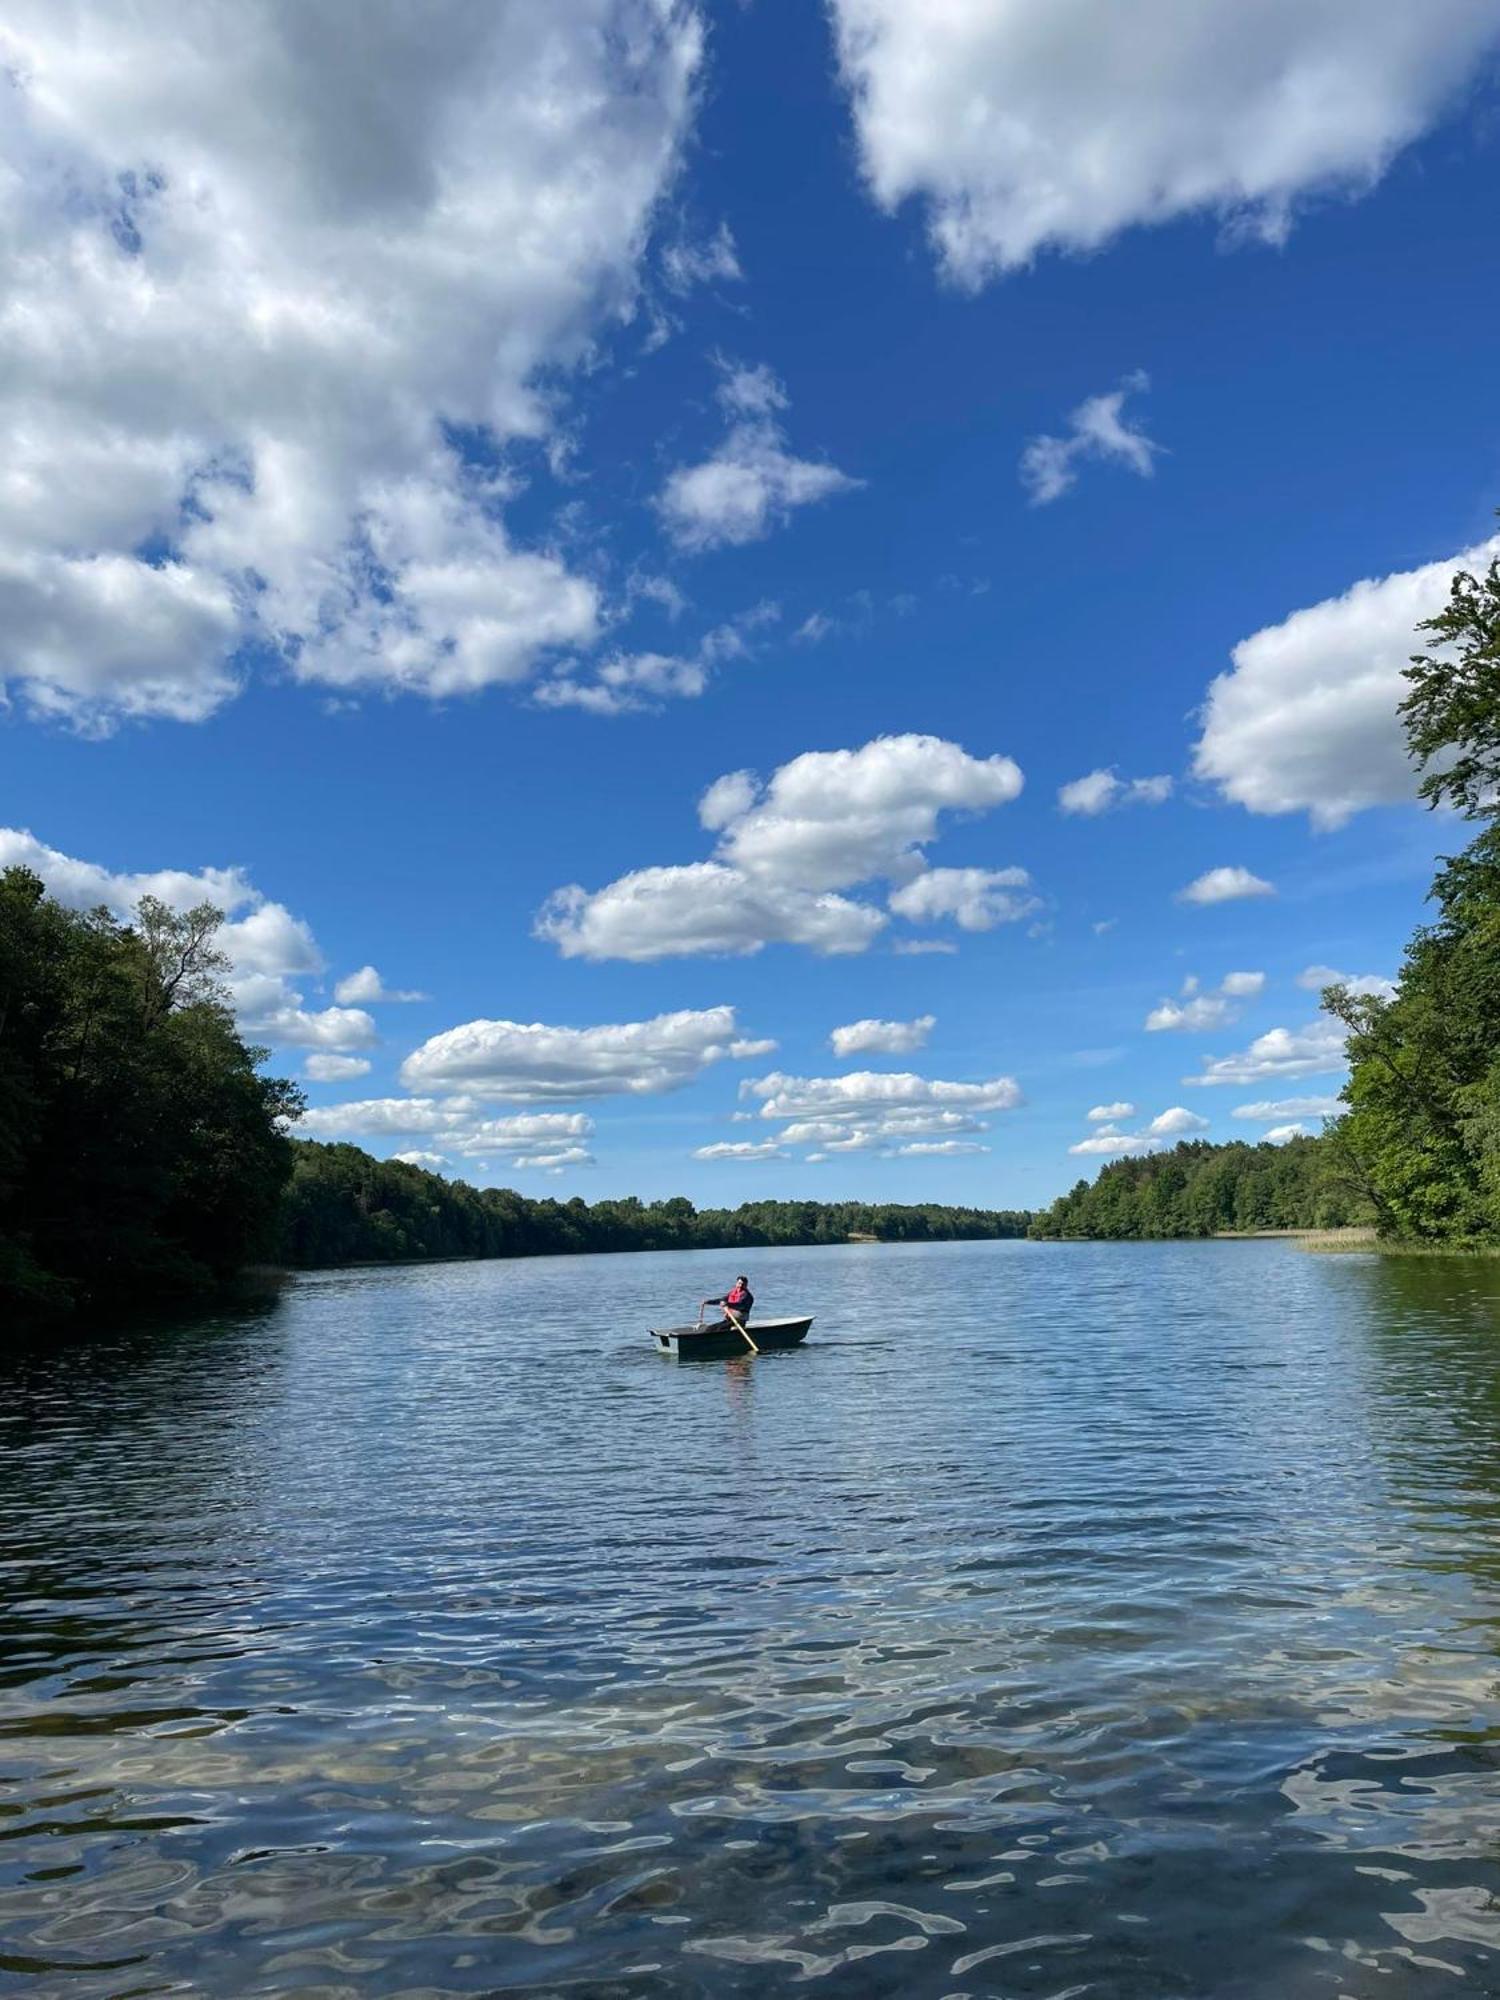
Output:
[{"left": 649, "top": 1315, "right": 813, "bottom": 1359}]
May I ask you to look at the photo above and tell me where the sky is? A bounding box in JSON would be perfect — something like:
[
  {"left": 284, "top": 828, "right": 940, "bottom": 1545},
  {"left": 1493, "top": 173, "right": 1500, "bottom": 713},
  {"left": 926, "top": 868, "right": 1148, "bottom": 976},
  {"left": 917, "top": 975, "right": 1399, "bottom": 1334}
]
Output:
[{"left": 3, "top": 0, "right": 1500, "bottom": 1211}]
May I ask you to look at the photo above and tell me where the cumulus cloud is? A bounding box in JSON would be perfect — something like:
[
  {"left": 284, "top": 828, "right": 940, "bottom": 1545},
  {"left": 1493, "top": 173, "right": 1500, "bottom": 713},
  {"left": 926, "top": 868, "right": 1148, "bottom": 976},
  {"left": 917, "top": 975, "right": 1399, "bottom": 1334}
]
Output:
[
  {"left": 333, "top": 965, "right": 427, "bottom": 1005},
  {"left": 535, "top": 864, "right": 887, "bottom": 960},
  {"left": 887, "top": 866, "right": 1039, "bottom": 931},
  {"left": 0, "top": 825, "right": 377, "bottom": 1052},
  {"left": 1145, "top": 970, "right": 1265, "bottom": 1032},
  {"left": 0, "top": 1, "right": 701, "bottom": 728},
  {"left": 1058, "top": 768, "right": 1174, "bottom": 815},
  {"left": 399, "top": 1006, "right": 759, "bottom": 1102},
  {"left": 657, "top": 360, "right": 858, "bottom": 551},
  {"left": 734, "top": 1066, "right": 1014, "bottom": 1163},
  {"left": 538, "top": 733, "right": 1027, "bottom": 959},
  {"left": 1185, "top": 1019, "right": 1348, "bottom": 1087},
  {"left": 1193, "top": 536, "right": 1500, "bottom": 826},
  {"left": 829, "top": 0, "right": 1500, "bottom": 285},
  {"left": 1265, "top": 1124, "right": 1311, "bottom": 1144},
  {"left": 1177, "top": 866, "right": 1276, "bottom": 906},
  {"left": 304, "top": 1053, "right": 373, "bottom": 1083},
  {"left": 1232, "top": 1095, "right": 1343, "bottom": 1122},
  {"left": 1087, "top": 1101, "right": 1135, "bottom": 1123},
  {"left": 1069, "top": 1104, "right": 1208, "bottom": 1155},
  {"left": 299, "top": 1101, "right": 594, "bottom": 1173},
  {"left": 392, "top": 1150, "right": 450, "bottom": 1172},
  {"left": 1020, "top": 373, "right": 1162, "bottom": 505},
  {"left": 1296, "top": 964, "right": 1397, "bottom": 1000},
  {"left": 831, "top": 1014, "right": 936, "bottom": 1058},
  {"left": 717, "top": 737, "right": 1024, "bottom": 890},
  {"left": 892, "top": 938, "right": 959, "bottom": 956},
  {"left": 744, "top": 1069, "right": 1022, "bottom": 1121}
]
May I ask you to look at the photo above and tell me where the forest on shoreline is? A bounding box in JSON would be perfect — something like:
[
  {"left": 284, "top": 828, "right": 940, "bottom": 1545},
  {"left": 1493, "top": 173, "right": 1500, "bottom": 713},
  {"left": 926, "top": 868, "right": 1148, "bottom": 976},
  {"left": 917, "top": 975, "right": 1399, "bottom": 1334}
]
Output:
[{"left": 273, "top": 1139, "right": 1031, "bottom": 1267}]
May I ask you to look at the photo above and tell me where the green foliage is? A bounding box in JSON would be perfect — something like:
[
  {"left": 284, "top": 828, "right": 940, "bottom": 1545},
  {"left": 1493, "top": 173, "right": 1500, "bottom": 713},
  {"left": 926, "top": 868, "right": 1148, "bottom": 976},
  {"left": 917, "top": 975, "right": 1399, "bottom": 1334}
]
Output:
[
  {"left": 0, "top": 869, "right": 302, "bottom": 1322},
  {"left": 1323, "top": 825, "right": 1500, "bottom": 1242},
  {"left": 1402, "top": 541, "right": 1500, "bottom": 819},
  {"left": 273, "top": 1140, "right": 1033, "bottom": 1267},
  {"left": 1028, "top": 1136, "right": 1361, "bottom": 1241}
]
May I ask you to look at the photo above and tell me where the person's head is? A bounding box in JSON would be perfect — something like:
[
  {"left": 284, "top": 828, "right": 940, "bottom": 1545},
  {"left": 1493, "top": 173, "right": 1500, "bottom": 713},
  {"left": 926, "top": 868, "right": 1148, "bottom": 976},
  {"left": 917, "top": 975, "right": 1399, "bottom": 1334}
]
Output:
[{"left": 736, "top": 1275, "right": 748, "bottom": 1287}]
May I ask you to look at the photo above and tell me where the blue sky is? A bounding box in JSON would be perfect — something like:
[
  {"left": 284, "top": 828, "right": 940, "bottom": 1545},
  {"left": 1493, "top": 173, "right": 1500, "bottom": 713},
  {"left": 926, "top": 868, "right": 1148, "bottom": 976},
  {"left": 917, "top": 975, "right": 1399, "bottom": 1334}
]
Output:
[{"left": 4, "top": 0, "right": 1499, "bottom": 1208}]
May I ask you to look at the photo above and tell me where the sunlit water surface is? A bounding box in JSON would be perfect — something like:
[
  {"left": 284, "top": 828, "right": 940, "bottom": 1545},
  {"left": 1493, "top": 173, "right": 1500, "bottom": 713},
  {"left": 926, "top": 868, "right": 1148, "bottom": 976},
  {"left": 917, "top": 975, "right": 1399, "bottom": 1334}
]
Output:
[{"left": 5, "top": 1239, "right": 1500, "bottom": 1998}]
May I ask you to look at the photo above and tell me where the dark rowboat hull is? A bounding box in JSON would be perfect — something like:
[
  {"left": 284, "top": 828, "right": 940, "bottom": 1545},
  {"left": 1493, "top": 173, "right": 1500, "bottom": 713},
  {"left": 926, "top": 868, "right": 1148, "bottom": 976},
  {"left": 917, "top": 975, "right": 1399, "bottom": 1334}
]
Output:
[{"left": 650, "top": 1316, "right": 813, "bottom": 1359}]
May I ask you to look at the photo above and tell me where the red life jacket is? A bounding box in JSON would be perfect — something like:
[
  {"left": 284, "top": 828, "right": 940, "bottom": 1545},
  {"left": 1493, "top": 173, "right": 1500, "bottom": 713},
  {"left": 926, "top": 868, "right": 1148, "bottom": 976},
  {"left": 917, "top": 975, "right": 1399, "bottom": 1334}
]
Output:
[{"left": 726, "top": 1283, "right": 750, "bottom": 1309}]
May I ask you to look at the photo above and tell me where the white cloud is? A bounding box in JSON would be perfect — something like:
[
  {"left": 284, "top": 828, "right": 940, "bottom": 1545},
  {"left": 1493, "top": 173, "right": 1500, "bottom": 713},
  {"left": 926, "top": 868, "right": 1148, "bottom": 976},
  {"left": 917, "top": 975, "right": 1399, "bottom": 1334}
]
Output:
[
  {"left": 539, "top": 733, "right": 1026, "bottom": 959},
  {"left": 1146, "top": 995, "right": 1233, "bottom": 1033},
  {"left": 392, "top": 1150, "right": 449, "bottom": 1172},
  {"left": 1265, "top": 1123, "right": 1311, "bottom": 1144},
  {"left": 829, "top": 0, "right": 1500, "bottom": 285},
  {"left": 896, "top": 1140, "right": 988, "bottom": 1157},
  {"left": 693, "top": 1140, "right": 787, "bottom": 1161},
  {"left": 1087, "top": 1101, "right": 1135, "bottom": 1122},
  {"left": 1221, "top": 971, "right": 1267, "bottom": 998},
  {"left": 399, "top": 1006, "right": 754, "bottom": 1102},
  {"left": 537, "top": 603, "right": 780, "bottom": 715},
  {"left": 1069, "top": 1103, "right": 1207, "bottom": 1155},
  {"left": 831, "top": 1014, "right": 936, "bottom": 1058},
  {"left": 887, "top": 866, "right": 1038, "bottom": 931},
  {"left": 1058, "top": 768, "right": 1174, "bottom": 815},
  {"left": 1020, "top": 373, "right": 1162, "bottom": 505},
  {"left": 1178, "top": 866, "right": 1276, "bottom": 906},
  {"left": 304, "top": 1053, "right": 373, "bottom": 1082},
  {"left": 1296, "top": 964, "right": 1397, "bottom": 1001},
  {"left": 892, "top": 938, "right": 958, "bottom": 956},
  {"left": 1148, "top": 1106, "right": 1210, "bottom": 1137},
  {"left": 661, "top": 222, "right": 742, "bottom": 294},
  {"left": 0, "top": 1, "right": 701, "bottom": 728},
  {"left": 535, "top": 864, "right": 888, "bottom": 960},
  {"left": 301, "top": 1101, "right": 594, "bottom": 1171},
  {"left": 1185, "top": 1018, "right": 1348, "bottom": 1086},
  {"left": 744, "top": 1069, "right": 1022, "bottom": 1122},
  {"left": 699, "top": 768, "right": 759, "bottom": 831},
  {"left": 242, "top": 1002, "right": 377, "bottom": 1051},
  {"left": 1193, "top": 536, "right": 1500, "bottom": 826},
  {"left": 333, "top": 965, "right": 427, "bottom": 1005},
  {"left": 1146, "top": 969, "right": 1266, "bottom": 1032},
  {"left": 657, "top": 361, "right": 858, "bottom": 551},
  {"left": 297, "top": 1098, "right": 456, "bottom": 1139},
  {"left": 719, "top": 737, "right": 1024, "bottom": 890},
  {"left": 1232, "top": 1095, "right": 1343, "bottom": 1122}
]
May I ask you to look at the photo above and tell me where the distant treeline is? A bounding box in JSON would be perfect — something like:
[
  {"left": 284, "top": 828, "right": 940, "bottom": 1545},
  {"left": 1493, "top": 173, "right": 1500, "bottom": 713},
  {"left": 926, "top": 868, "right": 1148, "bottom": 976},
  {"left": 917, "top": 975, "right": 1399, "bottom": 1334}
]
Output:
[
  {"left": 1029, "top": 1135, "right": 1365, "bottom": 1241},
  {"left": 274, "top": 1140, "right": 1032, "bottom": 1266}
]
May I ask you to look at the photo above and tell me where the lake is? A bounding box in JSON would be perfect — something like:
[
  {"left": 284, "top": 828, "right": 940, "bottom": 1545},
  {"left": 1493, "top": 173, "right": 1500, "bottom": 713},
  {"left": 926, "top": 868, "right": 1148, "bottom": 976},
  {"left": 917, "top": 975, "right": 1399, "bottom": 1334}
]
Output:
[{"left": 5, "top": 1238, "right": 1500, "bottom": 1998}]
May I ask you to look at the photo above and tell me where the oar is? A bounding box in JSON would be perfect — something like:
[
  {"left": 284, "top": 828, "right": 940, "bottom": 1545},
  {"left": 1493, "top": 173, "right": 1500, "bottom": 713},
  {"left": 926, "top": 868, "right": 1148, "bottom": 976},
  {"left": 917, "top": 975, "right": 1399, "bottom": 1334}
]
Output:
[{"left": 725, "top": 1308, "right": 759, "bottom": 1355}]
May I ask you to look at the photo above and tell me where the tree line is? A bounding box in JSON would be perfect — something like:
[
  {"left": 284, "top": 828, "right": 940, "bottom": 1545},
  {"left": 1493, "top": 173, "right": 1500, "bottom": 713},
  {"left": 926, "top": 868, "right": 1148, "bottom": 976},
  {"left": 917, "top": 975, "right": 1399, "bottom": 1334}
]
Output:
[
  {"left": 1029, "top": 1135, "right": 1362, "bottom": 1240},
  {"left": 274, "top": 1139, "right": 1031, "bottom": 1267}
]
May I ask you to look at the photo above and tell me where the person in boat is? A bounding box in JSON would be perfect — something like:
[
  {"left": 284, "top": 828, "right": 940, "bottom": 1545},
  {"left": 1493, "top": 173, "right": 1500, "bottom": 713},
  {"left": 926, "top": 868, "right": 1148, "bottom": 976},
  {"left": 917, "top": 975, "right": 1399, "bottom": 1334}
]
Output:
[{"left": 701, "top": 1275, "right": 753, "bottom": 1331}]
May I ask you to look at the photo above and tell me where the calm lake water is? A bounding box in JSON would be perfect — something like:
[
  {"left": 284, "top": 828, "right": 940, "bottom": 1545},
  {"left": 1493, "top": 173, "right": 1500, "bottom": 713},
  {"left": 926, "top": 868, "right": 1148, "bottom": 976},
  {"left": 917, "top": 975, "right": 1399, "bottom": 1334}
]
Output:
[{"left": 5, "top": 1239, "right": 1500, "bottom": 1999}]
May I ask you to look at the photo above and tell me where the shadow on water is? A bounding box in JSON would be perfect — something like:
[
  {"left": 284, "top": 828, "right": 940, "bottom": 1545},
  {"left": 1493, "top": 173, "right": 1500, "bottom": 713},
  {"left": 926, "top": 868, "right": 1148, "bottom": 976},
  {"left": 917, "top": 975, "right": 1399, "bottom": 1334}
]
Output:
[{"left": 2, "top": 1238, "right": 1500, "bottom": 1996}]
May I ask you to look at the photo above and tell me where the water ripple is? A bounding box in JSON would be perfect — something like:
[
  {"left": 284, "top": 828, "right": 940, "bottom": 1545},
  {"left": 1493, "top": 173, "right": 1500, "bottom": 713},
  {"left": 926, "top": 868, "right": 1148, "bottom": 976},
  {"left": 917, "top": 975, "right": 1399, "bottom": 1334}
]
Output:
[{"left": 3, "top": 1239, "right": 1500, "bottom": 1995}]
